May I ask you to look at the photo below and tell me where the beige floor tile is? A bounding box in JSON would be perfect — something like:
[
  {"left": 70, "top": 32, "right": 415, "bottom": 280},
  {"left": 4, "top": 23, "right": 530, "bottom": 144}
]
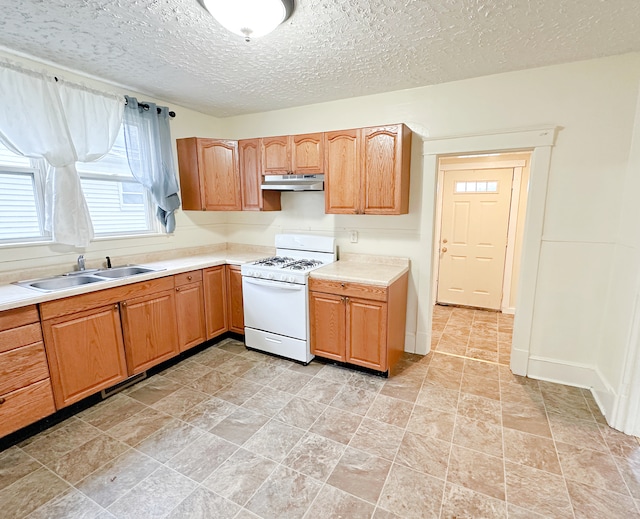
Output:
[
  {"left": 614, "top": 453, "right": 640, "bottom": 499},
  {"left": 457, "top": 392, "right": 501, "bottom": 426},
  {"left": 106, "top": 466, "right": 197, "bottom": 519},
  {"left": 273, "top": 396, "right": 326, "bottom": 430},
  {"left": 105, "top": 407, "right": 176, "bottom": 446},
  {"left": 21, "top": 418, "right": 100, "bottom": 465},
  {"left": 347, "top": 371, "right": 386, "bottom": 393},
  {"left": 548, "top": 411, "right": 608, "bottom": 452},
  {"left": 125, "top": 375, "right": 182, "bottom": 405},
  {"left": 150, "top": 386, "right": 210, "bottom": 416},
  {"left": 241, "top": 363, "right": 288, "bottom": 385},
  {"left": 447, "top": 444, "right": 505, "bottom": 501},
  {"left": 429, "top": 352, "right": 465, "bottom": 372},
  {"left": 203, "top": 448, "right": 277, "bottom": 506},
  {"left": 78, "top": 394, "right": 146, "bottom": 431},
  {"left": 268, "top": 370, "right": 314, "bottom": 394},
  {"left": 48, "top": 434, "right": 129, "bottom": 485},
  {"left": 209, "top": 407, "right": 270, "bottom": 445},
  {"left": 378, "top": 463, "right": 445, "bottom": 518},
  {"left": 214, "top": 356, "right": 258, "bottom": 377},
  {"left": 177, "top": 396, "right": 237, "bottom": 431},
  {"left": 452, "top": 415, "right": 503, "bottom": 458},
  {"left": 566, "top": 478, "right": 640, "bottom": 519},
  {"left": 501, "top": 400, "right": 552, "bottom": 438},
  {"left": 282, "top": 432, "right": 345, "bottom": 481},
  {"left": 75, "top": 448, "right": 160, "bottom": 508},
  {"left": 317, "top": 364, "right": 355, "bottom": 384},
  {"left": 329, "top": 385, "right": 377, "bottom": 415},
  {"left": 349, "top": 418, "right": 404, "bottom": 460},
  {"left": 600, "top": 423, "right": 640, "bottom": 458},
  {"left": 160, "top": 361, "right": 213, "bottom": 385},
  {"left": 407, "top": 404, "right": 456, "bottom": 442},
  {"left": 165, "top": 432, "right": 237, "bottom": 482},
  {"left": 379, "top": 374, "right": 422, "bottom": 402},
  {"left": 241, "top": 386, "right": 293, "bottom": 417},
  {"left": 135, "top": 421, "right": 203, "bottom": 464},
  {"left": 27, "top": 488, "right": 104, "bottom": 519},
  {"left": 327, "top": 447, "right": 391, "bottom": 504},
  {"left": 243, "top": 419, "right": 304, "bottom": 462},
  {"left": 461, "top": 371, "right": 500, "bottom": 400},
  {"left": 395, "top": 430, "right": 450, "bottom": 479},
  {"left": 309, "top": 407, "right": 363, "bottom": 444},
  {"left": 188, "top": 370, "right": 236, "bottom": 395},
  {"left": 0, "top": 466, "right": 69, "bottom": 518},
  {"left": 246, "top": 464, "right": 322, "bottom": 519},
  {"left": 304, "top": 484, "right": 374, "bottom": 519},
  {"left": 555, "top": 441, "right": 629, "bottom": 493},
  {"left": 463, "top": 358, "right": 500, "bottom": 380},
  {"left": 366, "top": 394, "right": 414, "bottom": 428},
  {"left": 0, "top": 447, "right": 40, "bottom": 492},
  {"left": 214, "top": 378, "right": 263, "bottom": 406},
  {"left": 503, "top": 428, "right": 561, "bottom": 475},
  {"left": 165, "top": 487, "right": 240, "bottom": 519},
  {"left": 440, "top": 482, "right": 507, "bottom": 519},
  {"left": 297, "top": 377, "right": 344, "bottom": 404},
  {"left": 505, "top": 460, "right": 573, "bottom": 518}
]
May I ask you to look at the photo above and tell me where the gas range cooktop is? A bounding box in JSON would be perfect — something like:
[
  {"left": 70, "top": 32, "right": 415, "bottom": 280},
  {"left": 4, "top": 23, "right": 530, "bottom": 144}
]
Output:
[{"left": 252, "top": 256, "right": 324, "bottom": 271}]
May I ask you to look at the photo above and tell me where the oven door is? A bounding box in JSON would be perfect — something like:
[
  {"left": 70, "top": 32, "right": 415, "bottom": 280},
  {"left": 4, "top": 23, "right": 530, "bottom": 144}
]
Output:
[{"left": 242, "top": 277, "right": 307, "bottom": 340}]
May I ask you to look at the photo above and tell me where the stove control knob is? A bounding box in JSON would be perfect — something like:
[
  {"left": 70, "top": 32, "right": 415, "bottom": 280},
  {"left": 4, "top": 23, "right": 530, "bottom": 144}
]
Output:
[
  {"left": 266, "top": 273, "right": 274, "bottom": 280},
  {"left": 253, "top": 271, "right": 261, "bottom": 278},
  {"left": 287, "top": 276, "right": 295, "bottom": 283}
]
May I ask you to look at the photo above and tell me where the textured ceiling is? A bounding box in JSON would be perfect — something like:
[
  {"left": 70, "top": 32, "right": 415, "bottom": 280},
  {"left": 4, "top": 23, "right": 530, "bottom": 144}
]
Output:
[{"left": 0, "top": 0, "right": 639, "bottom": 117}]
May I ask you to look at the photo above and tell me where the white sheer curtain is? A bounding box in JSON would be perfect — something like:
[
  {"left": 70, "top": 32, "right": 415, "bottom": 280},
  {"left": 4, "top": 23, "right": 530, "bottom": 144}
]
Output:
[{"left": 0, "top": 60, "right": 123, "bottom": 247}]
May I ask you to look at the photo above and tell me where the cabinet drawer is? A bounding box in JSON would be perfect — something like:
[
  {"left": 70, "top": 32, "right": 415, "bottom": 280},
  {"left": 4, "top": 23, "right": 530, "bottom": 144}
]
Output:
[
  {"left": 0, "top": 342, "right": 50, "bottom": 395},
  {"left": 0, "top": 323, "right": 43, "bottom": 354},
  {"left": 0, "top": 305, "right": 39, "bottom": 332},
  {"left": 175, "top": 270, "right": 203, "bottom": 287},
  {"left": 0, "top": 379, "right": 56, "bottom": 438},
  {"left": 309, "top": 278, "right": 388, "bottom": 302}
]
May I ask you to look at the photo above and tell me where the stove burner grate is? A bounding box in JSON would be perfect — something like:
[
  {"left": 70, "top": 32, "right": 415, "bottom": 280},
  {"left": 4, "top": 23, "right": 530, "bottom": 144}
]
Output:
[
  {"left": 284, "top": 259, "right": 323, "bottom": 271},
  {"left": 253, "top": 256, "right": 295, "bottom": 267}
]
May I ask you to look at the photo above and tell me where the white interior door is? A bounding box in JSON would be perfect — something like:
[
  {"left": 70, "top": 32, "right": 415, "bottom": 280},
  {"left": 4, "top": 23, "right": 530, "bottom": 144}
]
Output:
[{"left": 437, "top": 168, "right": 514, "bottom": 310}]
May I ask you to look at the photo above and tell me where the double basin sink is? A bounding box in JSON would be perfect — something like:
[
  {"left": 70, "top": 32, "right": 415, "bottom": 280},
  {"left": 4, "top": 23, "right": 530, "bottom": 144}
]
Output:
[{"left": 16, "top": 265, "right": 163, "bottom": 293}]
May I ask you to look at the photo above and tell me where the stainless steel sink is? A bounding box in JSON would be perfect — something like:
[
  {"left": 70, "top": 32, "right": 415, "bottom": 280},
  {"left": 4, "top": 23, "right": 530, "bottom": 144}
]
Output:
[
  {"left": 14, "top": 264, "right": 163, "bottom": 292},
  {"left": 23, "top": 275, "right": 104, "bottom": 292},
  {"left": 94, "top": 266, "right": 158, "bottom": 279}
]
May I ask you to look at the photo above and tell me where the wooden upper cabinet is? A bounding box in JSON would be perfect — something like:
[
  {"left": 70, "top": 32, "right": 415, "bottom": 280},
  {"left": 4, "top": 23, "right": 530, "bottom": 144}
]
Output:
[
  {"left": 261, "top": 135, "right": 291, "bottom": 174},
  {"left": 324, "top": 124, "right": 411, "bottom": 215},
  {"left": 177, "top": 137, "right": 241, "bottom": 211},
  {"left": 262, "top": 133, "right": 324, "bottom": 175},
  {"left": 292, "top": 133, "right": 324, "bottom": 174},
  {"left": 362, "top": 125, "right": 411, "bottom": 214},
  {"left": 239, "top": 139, "right": 281, "bottom": 212},
  {"left": 324, "top": 129, "right": 360, "bottom": 214}
]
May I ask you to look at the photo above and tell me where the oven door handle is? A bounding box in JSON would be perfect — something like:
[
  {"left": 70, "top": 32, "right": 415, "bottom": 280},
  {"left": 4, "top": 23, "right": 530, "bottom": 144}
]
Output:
[{"left": 243, "top": 277, "right": 304, "bottom": 290}]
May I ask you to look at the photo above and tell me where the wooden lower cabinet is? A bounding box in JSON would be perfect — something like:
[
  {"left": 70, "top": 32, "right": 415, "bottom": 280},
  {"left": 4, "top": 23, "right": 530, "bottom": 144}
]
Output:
[
  {"left": 0, "top": 305, "right": 56, "bottom": 436},
  {"left": 226, "top": 265, "right": 244, "bottom": 333},
  {"left": 309, "top": 274, "right": 408, "bottom": 373},
  {"left": 203, "top": 266, "right": 228, "bottom": 339},
  {"left": 120, "top": 289, "right": 179, "bottom": 375},
  {"left": 42, "top": 304, "right": 127, "bottom": 408},
  {"left": 175, "top": 271, "right": 206, "bottom": 352}
]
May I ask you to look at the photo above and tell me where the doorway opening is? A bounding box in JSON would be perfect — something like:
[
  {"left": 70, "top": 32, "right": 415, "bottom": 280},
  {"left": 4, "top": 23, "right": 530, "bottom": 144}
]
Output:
[{"left": 431, "top": 151, "right": 531, "bottom": 365}]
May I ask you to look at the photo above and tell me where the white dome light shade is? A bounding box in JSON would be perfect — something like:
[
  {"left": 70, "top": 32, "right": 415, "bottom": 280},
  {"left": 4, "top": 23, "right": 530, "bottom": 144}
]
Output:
[{"left": 201, "top": 0, "right": 292, "bottom": 41}]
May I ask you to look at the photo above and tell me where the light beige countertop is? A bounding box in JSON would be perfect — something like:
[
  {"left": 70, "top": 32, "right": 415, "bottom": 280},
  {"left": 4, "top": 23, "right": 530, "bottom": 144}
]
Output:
[
  {"left": 310, "top": 253, "right": 410, "bottom": 286},
  {"left": 0, "top": 243, "right": 274, "bottom": 312}
]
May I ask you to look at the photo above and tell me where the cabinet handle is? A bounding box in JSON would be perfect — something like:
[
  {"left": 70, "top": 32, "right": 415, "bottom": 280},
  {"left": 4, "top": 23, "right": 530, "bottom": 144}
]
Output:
[
  {"left": 187, "top": 275, "right": 192, "bottom": 281},
  {"left": 122, "top": 302, "right": 127, "bottom": 307},
  {"left": 341, "top": 283, "right": 345, "bottom": 288},
  {"left": 176, "top": 287, "right": 180, "bottom": 292},
  {"left": 114, "top": 304, "right": 118, "bottom": 311},
  {"left": 0, "top": 397, "right": 5, "bottom": 405}
]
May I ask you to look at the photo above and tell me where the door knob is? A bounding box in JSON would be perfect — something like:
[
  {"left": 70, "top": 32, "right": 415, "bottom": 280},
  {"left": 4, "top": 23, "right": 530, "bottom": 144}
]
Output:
[
  {"left": 442, "top": 247, "right": 448, "bottom": 253},
  {"left": 443, "top": 238, "right": 448, "bottom": 243}
]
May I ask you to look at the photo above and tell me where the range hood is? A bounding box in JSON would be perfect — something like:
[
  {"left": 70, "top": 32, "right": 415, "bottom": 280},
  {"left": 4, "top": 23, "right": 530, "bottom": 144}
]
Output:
[{"left": 261, "top": 174, "right": 324, "bottom": 191}]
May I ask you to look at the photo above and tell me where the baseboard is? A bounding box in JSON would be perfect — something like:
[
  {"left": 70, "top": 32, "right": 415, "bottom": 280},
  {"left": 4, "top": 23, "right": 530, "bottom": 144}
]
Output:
[
  {"left": 591, "top": 367, "right": 616, "bottom": 425},
  {"left": 510, "top": 347, "right": 529, "bottom": 376},
  {"left": 527, "top": 355, "right": 596, "bottom": 389},
  {"left": 501, "top": 307, "right": 516, "bottom": 315}
]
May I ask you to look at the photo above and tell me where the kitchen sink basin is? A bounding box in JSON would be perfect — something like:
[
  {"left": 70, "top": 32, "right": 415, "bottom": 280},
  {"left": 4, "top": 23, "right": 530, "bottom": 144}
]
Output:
[
  {"left": 25, "top": 275, "right": 104, "bottom": 292},
  {"left": 14, "top": 265, "right": 163, "bottom": 292},
  {"left": 94, "top": 266, "right": 158, "bottom": 279}
]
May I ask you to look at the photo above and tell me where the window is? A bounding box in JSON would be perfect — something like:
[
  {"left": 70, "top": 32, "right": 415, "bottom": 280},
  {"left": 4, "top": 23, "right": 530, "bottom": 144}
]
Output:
[
  {"left": 0, "top": 143, "right": 47, "bottom": 243},
  {"left": 0, "top": 127, "right": 158, "bottom": 244},
  {"left": 77, "top": 128, "right": 157, "bottom": 236},
  {"left": 455, "top": 180, "right": 499, "bottom": 193}
]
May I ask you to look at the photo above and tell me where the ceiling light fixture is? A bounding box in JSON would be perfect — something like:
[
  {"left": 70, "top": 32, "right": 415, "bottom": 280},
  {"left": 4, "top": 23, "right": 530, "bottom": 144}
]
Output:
[{"left": 199, "top": 0, "right": 294, "bottom": 42}]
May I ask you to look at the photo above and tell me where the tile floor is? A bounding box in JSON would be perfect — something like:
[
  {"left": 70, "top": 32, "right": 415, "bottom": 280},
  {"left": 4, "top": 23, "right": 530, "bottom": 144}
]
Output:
[{"left": 1, "top": 308, "right": 640, "bottom": 518}]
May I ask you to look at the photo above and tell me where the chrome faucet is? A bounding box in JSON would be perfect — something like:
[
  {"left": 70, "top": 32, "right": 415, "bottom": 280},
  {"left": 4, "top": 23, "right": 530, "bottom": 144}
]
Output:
[{"left": 77, "top": 255, "right": 85, "bottom": 271}]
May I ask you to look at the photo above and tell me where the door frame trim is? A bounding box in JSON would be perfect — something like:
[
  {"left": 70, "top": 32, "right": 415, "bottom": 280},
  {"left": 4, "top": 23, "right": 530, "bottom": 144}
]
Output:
[{"left": 416, "top": 126, "right": 558, "bottom": 376}]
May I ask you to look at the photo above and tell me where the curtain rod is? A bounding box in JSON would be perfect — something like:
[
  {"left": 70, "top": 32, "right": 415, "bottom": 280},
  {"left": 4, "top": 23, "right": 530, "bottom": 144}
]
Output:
[{"left": 51, "top": 76, "right": 176, "bottom": 118}]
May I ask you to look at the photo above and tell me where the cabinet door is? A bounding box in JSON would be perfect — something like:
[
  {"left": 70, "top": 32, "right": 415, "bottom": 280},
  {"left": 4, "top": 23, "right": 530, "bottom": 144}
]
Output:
[
  {"left": 203, "top": 266, "right": 228, "bottom": 339},
  {"left": 239, "top": 139, "right": 281, "bottom": 212},
  {"left": 42, "top": 305, "right": 128, "bottom": 408},
  {"left": 262, "top": 136, "right": 291, "bottom": 174},
  {"left": 175, "top": 281, "right": 206, "bottom": 352},
  {"left": 346, "top": 297, "right": 387, "bottom": 371},
  {"left": 292, "top": 133, "right": 324, "bottom": 174},
  {"left": 361, "top": 125, "right": 410, "bottom": 214},
  {"left": 226, "top": 265, "right": 244, "bottom": 334},
  {"left": 324, "top": 129, "right": 360, "bottom": 214},
  {"left": 309, "top": 291, "right": 346, "bottom": 362},
  {"left": 199, "top": 139, "right": 242, "bottom": 211},
  {"left": 121, "top": 289, "right": 179, "bottom": 375}
]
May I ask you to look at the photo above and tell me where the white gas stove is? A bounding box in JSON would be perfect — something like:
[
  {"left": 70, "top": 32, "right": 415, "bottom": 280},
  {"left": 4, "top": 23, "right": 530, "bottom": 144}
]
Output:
[{"left": 241, "top": 234, "right": 336, "bottom": 363}]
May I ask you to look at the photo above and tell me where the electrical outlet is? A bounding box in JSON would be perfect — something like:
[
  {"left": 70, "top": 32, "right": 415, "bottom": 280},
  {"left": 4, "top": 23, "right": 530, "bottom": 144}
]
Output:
[{"left": 349, "top": 230, "right": 358, "bottom": 243}]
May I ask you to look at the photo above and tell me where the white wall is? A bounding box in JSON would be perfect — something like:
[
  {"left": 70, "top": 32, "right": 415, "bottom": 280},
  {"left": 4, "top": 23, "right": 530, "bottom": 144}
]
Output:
[{"left": 0, "top": 50, "right": 228, "bottom": 277}]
